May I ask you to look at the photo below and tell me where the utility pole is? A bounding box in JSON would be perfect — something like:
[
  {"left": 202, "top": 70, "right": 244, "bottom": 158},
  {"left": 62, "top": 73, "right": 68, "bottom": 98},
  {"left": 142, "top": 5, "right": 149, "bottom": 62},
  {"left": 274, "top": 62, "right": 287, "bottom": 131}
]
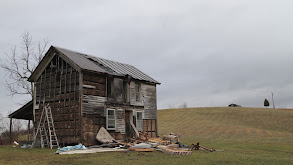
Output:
[{"left": 271, "top": 92, "right": 275, "bottom": 109}]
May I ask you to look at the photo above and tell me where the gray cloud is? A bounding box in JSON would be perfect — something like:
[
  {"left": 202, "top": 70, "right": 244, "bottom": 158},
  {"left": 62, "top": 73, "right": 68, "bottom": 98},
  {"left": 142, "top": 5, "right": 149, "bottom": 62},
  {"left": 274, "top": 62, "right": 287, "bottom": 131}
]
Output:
[{"left": 1, "top": 0, "right": 293, "bottom": 115}]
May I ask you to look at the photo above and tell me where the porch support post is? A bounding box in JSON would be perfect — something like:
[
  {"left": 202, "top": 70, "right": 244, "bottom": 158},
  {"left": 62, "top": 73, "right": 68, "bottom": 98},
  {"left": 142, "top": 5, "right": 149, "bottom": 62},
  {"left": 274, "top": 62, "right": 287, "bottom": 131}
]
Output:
[
  {"left": 9, "top": 118, "right": 12, "bottom": 144},
  {"left": 27, "top": 120, "right": 31, "bottom": 141}
]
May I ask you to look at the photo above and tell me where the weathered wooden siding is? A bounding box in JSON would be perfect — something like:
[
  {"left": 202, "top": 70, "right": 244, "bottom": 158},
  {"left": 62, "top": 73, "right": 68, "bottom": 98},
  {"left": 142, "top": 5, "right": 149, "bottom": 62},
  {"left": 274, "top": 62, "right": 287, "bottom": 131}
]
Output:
[
  {"left": 143, "top": 119, "right": 157, "bottom": 137},
  {"left": 82, "top": 95, "right": 106, "bottom": 115},
  {"left": 114, "top": 108, "right": 125, "bottom": 134},
  {"left": 129, "top": 81, "right": 143, "bottom": 106},
  {"left": 127, "top": 82, "right": 158, "bottom": 137},
  {"left": 82, "top": 72, "right": 107, "bottom": 115},
  {"left": 82, "top": 113, "right": 106, "bottom": 145},
  {"left": 142, "top": 84, "right": 157, "bottom": 137},
  {"left": 141, "top": 84, "right": 157, "bottom": 119},
  {"left": 107, "top": 77, "right": 127, "bottom": 104},
  {"left": 82, "top": 72, "right": 106, "bottom": 97},
  {"left": 81, "top": 72, "right": 108, "bottom": 145},
  {"left": 34, "top": 54, "right": 81, "bottom": 145}
]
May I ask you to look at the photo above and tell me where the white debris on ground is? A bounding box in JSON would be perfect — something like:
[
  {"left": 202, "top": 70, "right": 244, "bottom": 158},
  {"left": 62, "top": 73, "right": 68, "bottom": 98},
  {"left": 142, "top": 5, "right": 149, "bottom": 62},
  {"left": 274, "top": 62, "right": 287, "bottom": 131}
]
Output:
[
  {"left": 130, "top": 143, "right": 152, "bottom": 149},
  {"left": 96, "top": 127, "right": 116, "bottom": 143},
  {"left": 55, "top": 143, "right": 87, "bottom": 154},
  {"left": 54, "top": 128, "right": 216, "bottom": 155},
  {"left": 58, "top": 148, "right": 128, "bottom": 154}
]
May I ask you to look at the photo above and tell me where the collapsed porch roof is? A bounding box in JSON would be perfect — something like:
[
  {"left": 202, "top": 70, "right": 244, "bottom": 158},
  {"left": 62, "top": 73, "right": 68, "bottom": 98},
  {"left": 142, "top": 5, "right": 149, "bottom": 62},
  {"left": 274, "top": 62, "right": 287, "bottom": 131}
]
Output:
[{"left": 8, "top": 100, "right": 33, "bottom": 120}]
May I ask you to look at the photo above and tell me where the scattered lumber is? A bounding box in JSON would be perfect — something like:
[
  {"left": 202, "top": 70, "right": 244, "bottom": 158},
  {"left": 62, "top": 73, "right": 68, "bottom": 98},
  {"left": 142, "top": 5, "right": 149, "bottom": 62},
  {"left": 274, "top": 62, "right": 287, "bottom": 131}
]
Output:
[
  {"left": 148, "top": 138, "right": 170, "bottom": 145},
  {"left": 129, "top": 148, "right": 155, "bottom": 152},
  {"left": 188, "top": 143, "right": 215, "bottom": 152},
  {"left": 161, "top": 148, "right": 192, "bottom": 155}
]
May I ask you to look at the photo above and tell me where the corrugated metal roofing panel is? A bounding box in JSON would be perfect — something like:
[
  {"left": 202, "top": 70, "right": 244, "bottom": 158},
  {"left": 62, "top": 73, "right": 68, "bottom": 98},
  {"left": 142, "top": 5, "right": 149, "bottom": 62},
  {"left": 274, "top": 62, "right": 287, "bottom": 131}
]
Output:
[
  {"left": 54, "top": 47, "right": 122, "bottom": 76},
  {"left": 85, "top": 54, "right": 160, "bottom": 84},
  {"left": 54, "top": 46, "right": 160, "bottom": 84}
]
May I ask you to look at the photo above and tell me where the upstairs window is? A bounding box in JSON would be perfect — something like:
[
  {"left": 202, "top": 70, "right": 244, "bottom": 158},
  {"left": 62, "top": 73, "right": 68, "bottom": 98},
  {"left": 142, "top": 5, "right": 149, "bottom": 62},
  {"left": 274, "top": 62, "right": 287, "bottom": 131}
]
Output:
[
  {"left": 106, "top": 109, "right": 115, "bottom": 130},
  {"left": 136, "top": 111, "right": 143, "bottom": 132},
  {"left": 135, "top": 83, "right": 140, "bottom": 101},
  {"left": 114, "top": 78, "right": 123, "bottom": 99},
  {"left": 107, "top": 78, "right": 113, "bottom": 97}
]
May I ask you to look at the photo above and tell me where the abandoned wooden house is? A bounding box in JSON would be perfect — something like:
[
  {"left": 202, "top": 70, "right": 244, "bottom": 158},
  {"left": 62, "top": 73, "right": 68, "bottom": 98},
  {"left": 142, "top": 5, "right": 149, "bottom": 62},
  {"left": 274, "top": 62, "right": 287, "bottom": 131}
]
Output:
[{"left": 8, "top": 46, "right": 160, "bottom": 146}]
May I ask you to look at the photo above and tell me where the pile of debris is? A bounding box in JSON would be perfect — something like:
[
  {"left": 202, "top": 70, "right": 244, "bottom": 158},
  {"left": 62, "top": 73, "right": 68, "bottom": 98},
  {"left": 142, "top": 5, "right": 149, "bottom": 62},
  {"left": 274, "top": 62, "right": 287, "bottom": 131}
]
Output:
[{"left": 55, "top": 127, "right": 215, "bottom": 155}]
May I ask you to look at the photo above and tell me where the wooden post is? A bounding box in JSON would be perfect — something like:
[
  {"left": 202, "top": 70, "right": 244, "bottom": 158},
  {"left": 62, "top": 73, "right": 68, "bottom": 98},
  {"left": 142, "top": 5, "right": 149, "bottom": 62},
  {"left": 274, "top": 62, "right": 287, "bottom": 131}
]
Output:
[
  {"left": 27, "top": 120, "right": 30, "bottom": 141},
  {"left": 9, "top": 118, "right": 12, "bottom": 145}
]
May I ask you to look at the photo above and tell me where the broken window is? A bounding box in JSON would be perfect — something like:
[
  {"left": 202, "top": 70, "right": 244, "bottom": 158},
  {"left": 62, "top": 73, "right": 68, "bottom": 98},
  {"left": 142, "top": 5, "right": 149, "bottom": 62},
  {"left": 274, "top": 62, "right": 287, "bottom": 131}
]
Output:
[
  {"left": 106, "top": 109, "right": 115, "bottom": 130},
  {"left": 136, "top": 111, "right": 143, "bottom": 132},
  {"left": 135, "top": 83, "right": 140, "bottom": 101}
]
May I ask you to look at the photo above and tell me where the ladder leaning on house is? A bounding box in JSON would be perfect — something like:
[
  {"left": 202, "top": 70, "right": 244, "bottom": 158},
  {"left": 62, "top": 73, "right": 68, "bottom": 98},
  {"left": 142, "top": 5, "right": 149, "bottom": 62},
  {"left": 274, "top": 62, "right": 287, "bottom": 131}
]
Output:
[{"left": 32, "top": 104, "right": 59, "bottom": 149}]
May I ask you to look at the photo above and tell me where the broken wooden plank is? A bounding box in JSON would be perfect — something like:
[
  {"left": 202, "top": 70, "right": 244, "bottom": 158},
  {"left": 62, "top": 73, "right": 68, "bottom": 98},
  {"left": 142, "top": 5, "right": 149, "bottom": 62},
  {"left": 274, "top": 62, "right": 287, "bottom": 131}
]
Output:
[
  {"left": 130, "top": 120, "right": 139, "bottom": 138},
  {"left": 161, "top": 148, "right": 192, "bottom": 155},
  {"left": 128, "top": 148, "right": 155, "bottom": 152}
]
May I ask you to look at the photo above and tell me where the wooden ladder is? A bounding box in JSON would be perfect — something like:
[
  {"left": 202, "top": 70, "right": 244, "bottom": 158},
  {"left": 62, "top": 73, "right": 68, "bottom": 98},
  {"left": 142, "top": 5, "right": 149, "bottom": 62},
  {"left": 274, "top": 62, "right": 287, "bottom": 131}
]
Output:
[{"left": 32, "top": 104, "right": 59, "bottom": 149}]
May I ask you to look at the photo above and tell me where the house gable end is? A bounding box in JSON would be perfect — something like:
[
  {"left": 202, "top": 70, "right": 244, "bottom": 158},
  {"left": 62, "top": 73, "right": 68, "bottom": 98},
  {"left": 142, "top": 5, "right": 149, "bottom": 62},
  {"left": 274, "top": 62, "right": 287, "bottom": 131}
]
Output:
[{"left": 28, "top": 46, "right": 81, "bottom": 82}]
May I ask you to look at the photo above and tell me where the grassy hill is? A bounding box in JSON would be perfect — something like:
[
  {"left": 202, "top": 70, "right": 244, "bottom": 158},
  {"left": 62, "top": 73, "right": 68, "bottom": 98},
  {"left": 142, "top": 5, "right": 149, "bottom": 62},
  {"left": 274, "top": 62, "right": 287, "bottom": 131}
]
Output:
[
  {"left": 158, "top": 107, "right": 293, "bottom": 145},
  {"left": 0, "top": 107, "right": 292, "bottom": 165}
]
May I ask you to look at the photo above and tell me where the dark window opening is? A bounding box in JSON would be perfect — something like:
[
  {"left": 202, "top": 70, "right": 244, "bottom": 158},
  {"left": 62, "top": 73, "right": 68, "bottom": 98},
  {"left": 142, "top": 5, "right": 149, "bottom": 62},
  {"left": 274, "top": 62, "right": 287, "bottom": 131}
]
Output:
[
  {"left": 123, "top": 81, "right": 128, "bottom": 103},
  {"left": 107, "top": 78, "right": 112, "bottom": 97}
]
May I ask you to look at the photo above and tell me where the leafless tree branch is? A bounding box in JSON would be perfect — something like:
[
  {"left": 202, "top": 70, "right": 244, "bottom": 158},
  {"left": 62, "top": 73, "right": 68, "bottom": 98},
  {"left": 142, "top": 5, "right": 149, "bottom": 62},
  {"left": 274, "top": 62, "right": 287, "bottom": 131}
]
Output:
[{"left": 0, "top": 31, "right": 49, "bottom": 102}]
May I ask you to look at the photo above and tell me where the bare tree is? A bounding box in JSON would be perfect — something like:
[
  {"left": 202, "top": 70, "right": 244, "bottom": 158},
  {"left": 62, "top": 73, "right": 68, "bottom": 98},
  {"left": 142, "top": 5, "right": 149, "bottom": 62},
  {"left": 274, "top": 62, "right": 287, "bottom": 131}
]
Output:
[
  {"left": 168, "top": 104, "right": 175, "bottom": 109},
  {"left": 0, "top": 31, "right": 49, "bottom": 99},
  {"left": 0, "top": 113, "right": 9, "bottom": 135},
  {"left": 11, "top": 119, "right": 25, "bottom": 141},
  {"left": 0, "top": 113, "right": 5, "bottom": 134},
  {"left": 179, "top": 102, "right": 188, "bottom": 108}
]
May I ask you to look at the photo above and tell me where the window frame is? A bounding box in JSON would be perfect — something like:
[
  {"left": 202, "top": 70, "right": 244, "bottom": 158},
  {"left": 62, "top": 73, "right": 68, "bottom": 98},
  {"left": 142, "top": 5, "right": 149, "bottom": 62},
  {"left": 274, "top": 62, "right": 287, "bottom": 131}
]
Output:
[
  {"left": 106, "top": 109, "right": 116, "bottom": 130},
  {"left": 136, "top": 111, "right": 143, "bottom": 132}
]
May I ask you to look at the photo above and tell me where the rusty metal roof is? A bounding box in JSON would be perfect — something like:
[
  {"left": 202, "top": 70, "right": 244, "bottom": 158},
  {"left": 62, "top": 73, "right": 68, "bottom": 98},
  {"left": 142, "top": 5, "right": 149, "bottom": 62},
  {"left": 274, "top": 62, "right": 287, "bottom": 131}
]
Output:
[{"left": 54, "top": 46, "right": 160, "bottom": 84}]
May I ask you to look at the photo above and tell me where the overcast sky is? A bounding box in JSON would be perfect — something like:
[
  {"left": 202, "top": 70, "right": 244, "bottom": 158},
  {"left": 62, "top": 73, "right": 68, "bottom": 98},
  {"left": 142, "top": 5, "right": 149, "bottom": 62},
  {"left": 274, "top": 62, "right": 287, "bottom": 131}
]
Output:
[{"left": 1, "top": 0, "right": 293, "bottom": 116}]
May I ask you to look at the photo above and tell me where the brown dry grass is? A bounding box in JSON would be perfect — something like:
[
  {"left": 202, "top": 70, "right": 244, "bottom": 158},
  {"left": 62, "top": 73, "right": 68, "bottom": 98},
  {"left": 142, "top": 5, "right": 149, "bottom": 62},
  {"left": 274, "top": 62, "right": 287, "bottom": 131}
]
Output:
[{"left": 158, "top": 107, "right": 293, "bottom": 145}]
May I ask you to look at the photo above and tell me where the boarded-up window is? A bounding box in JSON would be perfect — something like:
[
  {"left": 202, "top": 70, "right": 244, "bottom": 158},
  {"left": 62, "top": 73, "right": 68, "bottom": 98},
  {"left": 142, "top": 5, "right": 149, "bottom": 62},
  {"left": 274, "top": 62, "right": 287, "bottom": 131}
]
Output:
[
  {"left": 135, "top": 83, "right": 140, "bottom": 101},
  {"left": 136, "top": 111, "right": 143, "bottom": 131},
  {"left": 106, "top": 109, "right": 115, "bottom": 130}
]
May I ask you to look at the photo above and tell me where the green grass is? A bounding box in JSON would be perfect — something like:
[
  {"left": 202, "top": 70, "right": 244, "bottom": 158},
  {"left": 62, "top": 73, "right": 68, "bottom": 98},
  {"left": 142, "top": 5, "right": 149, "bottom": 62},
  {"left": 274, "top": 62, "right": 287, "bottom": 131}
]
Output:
[{"left": 0, "top": 107, "right": 292, "bottom": 165}]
